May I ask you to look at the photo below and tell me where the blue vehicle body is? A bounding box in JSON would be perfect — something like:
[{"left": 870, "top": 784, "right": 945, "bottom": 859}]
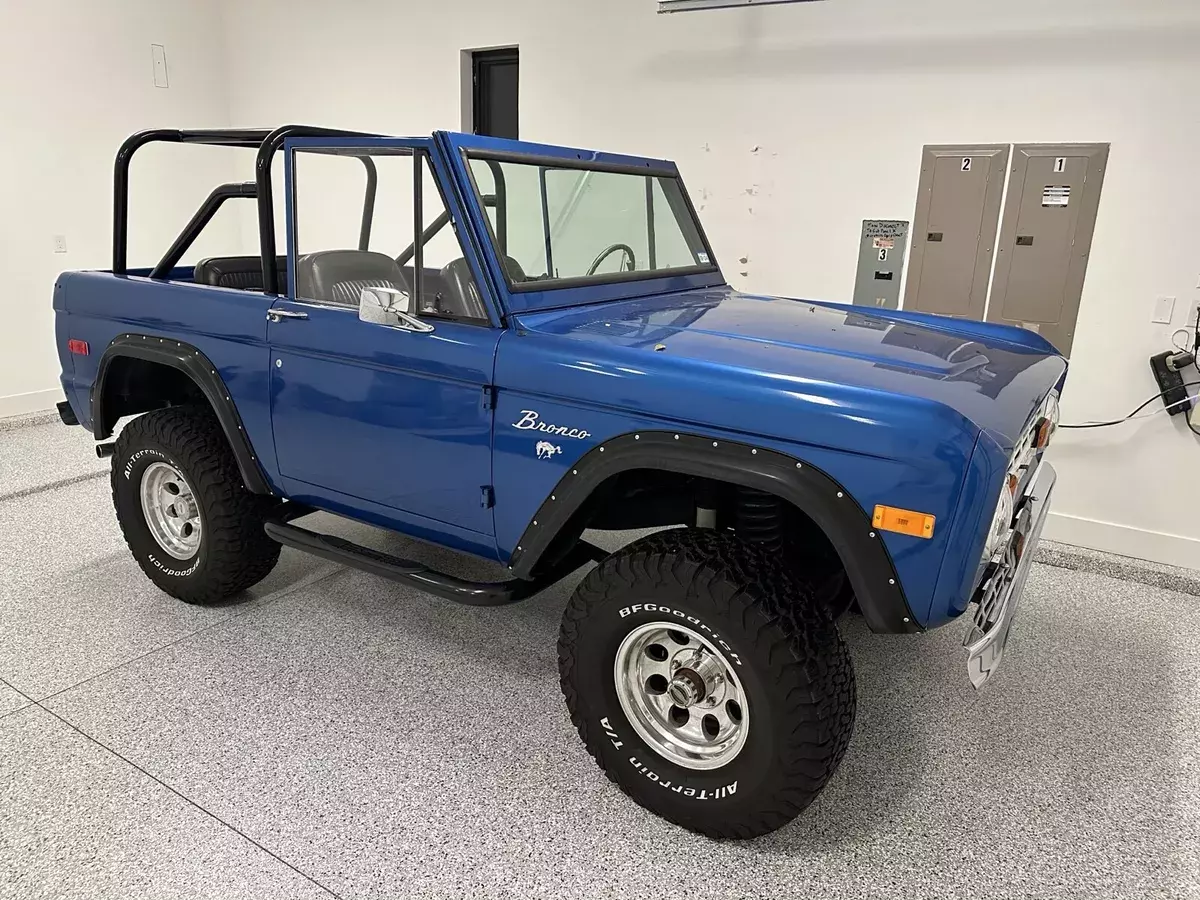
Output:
[{"left": 54, "top": 128, "right": 1066, "bottom": 633}]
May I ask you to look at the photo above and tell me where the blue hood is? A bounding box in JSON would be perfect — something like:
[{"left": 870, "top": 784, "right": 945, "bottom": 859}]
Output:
[{"left": 506, "top": 287, "right": 1066, "bottom": 458}]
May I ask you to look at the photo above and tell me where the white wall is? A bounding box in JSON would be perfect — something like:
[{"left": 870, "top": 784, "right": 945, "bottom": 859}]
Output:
[
  {"left": 218, "top": 0, "right": 1200, "bottom": 568},
  {"left": 0, "top": 0, "right": 242, "bottom": 416},
  {"left": 11, "top": 0, "right": 1199, "bottom": 569}
]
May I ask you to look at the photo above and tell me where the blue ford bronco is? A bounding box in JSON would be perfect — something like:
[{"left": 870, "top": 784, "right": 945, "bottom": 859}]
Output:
[{"left": 54, "top": 126, "right": 1065, "bottom": 838}]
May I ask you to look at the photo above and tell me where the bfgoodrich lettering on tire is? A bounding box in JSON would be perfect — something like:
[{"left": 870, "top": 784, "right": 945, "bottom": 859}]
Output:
[
  {"left": 558, "top": 528, "right": 856, "bottom": 839},
  {"left": 110, "top": 405, "right": 280, "bottom": 604}
]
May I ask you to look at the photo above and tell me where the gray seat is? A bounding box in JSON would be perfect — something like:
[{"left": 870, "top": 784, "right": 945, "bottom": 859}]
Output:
[
  {"left": 439, "top": 256, "right": 525, "bottom": 320},
  {"left": 295, "top": 250, "right": 409, "bottom": 306},
  {"left": 194, "top": 255, "right": 287, "bottom": 291}
]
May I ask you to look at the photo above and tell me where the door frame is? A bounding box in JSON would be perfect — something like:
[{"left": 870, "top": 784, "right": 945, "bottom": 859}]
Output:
[
  {"left": 471, "top": 47, "right": 519, "bottom": 139},
  {"left": 281, "top": 135, "right": 505, "bottom": 328}
]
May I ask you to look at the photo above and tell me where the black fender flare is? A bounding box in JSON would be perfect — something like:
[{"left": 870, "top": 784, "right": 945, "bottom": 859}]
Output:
[
  {"left": 508, "top": 431, "right": 921, "bottom": 634},
  {"left": 92, "top": 334, "right": 272, "bottom": 495}
]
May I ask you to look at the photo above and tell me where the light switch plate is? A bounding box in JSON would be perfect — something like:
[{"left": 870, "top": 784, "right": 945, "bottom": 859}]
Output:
[
  {"left": 52, "top": 235, "right": 67, "bottom": 254},
  {"left": 1153, "top": 295, "right": 1176, "bottom": 325},
  {"left": 151, "top": 44, "right": 169, "bottom": 88}
]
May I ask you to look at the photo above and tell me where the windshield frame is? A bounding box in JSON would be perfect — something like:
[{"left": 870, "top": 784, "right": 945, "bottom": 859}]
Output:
[{"left": 460, "top": 148, "right": 721, "bottom": 294}]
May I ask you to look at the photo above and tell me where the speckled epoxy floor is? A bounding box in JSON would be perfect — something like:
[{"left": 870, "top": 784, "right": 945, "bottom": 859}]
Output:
[{"left": 2, "top": 417, "right": 1198, "bottom": 900}]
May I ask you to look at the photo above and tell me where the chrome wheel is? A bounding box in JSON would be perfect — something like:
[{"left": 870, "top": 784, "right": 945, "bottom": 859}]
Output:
[
  {"left": 613, "top": 622, "right": 749, "bottom": 770},
  {"left": 139, "top": 461, "right": 202, "bottom": 560}
]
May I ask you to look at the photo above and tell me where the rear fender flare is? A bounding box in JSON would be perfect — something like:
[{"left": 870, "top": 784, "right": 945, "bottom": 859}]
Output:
[
  {"left": 508, "top": 431, "right": 920, "bottom": 634},
  {"left": 92, "top": 334, "right": 271, "bottom": 495}
]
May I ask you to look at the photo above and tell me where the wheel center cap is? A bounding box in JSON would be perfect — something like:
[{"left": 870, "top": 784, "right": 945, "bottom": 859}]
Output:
[
  {"left": 667, "top": 669, "right": 706, "bottom": 707},
  {"left": 666, "top": 650, "right": 725, "bottom": 708}
]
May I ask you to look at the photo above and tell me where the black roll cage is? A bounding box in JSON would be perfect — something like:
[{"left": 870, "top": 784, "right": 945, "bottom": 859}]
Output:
[{"left": 113, "top": 126, "right": 381, "bottom": 295}]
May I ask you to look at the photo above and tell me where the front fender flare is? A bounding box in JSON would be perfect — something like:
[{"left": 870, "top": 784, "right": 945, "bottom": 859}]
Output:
[
  {"left": 92, "top": 334, "right": 271, "bottom": 495},
  {"left": 508, "top": 431, "right": 920, "bottom": 634}
]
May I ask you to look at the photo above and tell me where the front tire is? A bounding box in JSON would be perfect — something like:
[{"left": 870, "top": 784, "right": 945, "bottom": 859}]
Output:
[
  {"left": 558, "top": 529, "right": 856, "bottom": 839},
  {"left": 111, "top": 406, "right": 281, "bottom": 604}
]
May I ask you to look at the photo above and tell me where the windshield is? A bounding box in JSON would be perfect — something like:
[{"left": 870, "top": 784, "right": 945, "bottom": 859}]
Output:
[{"left": 465, "top": 157, "right": 716, "bottom": 289}]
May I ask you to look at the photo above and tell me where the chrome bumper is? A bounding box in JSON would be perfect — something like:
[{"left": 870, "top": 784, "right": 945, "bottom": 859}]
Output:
[{"left": 964, "top": 462, "right": 1056, "bottom": 689}]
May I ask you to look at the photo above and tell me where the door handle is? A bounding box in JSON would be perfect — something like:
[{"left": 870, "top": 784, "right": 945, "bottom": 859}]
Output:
[{"left": 267, "top": 309, "right": 308, "bottom": 322}]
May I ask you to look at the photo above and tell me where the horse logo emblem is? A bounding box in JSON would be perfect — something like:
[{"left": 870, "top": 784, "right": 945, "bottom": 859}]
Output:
[{"left": 536, "top": 441, "right": 562, "bottom": 460}]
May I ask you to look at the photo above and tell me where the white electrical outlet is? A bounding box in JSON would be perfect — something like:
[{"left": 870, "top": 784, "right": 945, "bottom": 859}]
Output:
[
  {"left": 1152, "top": 295, "right": 1176, "bottom": 325},
  {"left": 52, "top": 235, "right": 67, "bottom": 254}
]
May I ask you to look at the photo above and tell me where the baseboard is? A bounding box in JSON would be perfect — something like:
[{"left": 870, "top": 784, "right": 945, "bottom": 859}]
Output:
[
  {"left": 0, "top": 389, "right": 60, "bottom": 420},
  {"left": 1043, "top": 511, "right": 1200, "bottom": 572}
]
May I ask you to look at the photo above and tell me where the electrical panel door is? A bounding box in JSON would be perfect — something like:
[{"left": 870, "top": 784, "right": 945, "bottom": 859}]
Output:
[
  {"left": 987, "top": 144, "right": 1108, "bottom": 356},
  {"left": 904, "top": 145, "right": 1009, "bottom": 319}
]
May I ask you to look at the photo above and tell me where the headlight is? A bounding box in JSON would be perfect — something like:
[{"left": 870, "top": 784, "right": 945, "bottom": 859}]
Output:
[{"left": 983, "top": 482, "right": 1016, "bottom": 560}]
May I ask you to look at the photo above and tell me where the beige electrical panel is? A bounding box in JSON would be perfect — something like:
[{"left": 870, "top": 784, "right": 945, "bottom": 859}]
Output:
[
  {"left": 987, "top": 144, "right": 1108, "bottom": 356},
  {"left": 904, "top": 145, "right": 1009, "bottom": 319}
]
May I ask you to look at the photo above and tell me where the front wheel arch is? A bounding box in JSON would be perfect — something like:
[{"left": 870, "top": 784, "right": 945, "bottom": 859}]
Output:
[{"left": 508, "top": 431, "right": 920, "bottom": 634}]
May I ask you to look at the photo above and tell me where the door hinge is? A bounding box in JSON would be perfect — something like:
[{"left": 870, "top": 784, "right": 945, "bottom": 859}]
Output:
[
  {"left": 480, "top": 485, "right": 495, "bottom": 509},
  {"left": 481, "top": 384, "right": 496, "bottom": 410}
]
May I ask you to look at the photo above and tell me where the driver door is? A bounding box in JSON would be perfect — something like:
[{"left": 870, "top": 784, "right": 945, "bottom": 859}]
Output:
[{"left": 267, "top": 137, "right": 500, "bottom": 549}]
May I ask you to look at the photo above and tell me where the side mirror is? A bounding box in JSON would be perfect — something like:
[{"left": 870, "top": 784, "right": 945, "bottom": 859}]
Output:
[{"left": 358, "top": 286, "right": 433, "bottom": 333}]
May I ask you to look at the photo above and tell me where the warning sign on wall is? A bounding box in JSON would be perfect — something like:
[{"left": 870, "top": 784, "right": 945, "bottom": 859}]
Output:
[{"left": 1042, "top": 185, "right": 1071, "bottom": 207}]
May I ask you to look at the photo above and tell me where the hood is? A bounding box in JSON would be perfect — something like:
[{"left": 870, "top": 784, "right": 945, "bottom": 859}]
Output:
[{"left": 507, "top": 286, "right": 1066, "bottom": 455}]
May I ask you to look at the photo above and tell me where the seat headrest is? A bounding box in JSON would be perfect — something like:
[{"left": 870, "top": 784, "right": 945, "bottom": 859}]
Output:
[{"left": 295, "top": 250, "right": 409, "bottom": 306}]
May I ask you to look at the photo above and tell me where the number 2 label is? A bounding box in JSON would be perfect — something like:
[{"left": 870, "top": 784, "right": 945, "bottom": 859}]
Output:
[{"left": 961, "top": 157, "right": 972, "bottom": 172}]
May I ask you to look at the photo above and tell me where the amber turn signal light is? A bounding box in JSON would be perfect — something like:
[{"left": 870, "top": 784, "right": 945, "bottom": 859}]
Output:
[{"left": 872, "top": 505, "right": 936, "bottom": 540}]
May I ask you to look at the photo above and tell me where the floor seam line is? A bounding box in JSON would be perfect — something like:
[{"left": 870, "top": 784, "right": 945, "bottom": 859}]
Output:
[
  {"left": 34, "top": 702, "right": 344, "bottom": 899},
  {"left": 35, "top": 563, "right": 346, "bottom": 706},
  {"left": 0, "top": 676, "right": 37, "bottom": 721},
  {"left": 0, "top": 468, "right": 107, "bottom": 504}
]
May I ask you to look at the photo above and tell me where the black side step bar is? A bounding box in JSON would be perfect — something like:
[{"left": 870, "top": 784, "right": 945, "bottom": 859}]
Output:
[{"left": 263, "top": 510, "right": 606, "bottom": 607}]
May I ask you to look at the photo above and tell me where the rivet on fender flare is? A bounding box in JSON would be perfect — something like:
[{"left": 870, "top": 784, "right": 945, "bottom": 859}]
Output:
[
  {"left": 837, "top": 492, "right": 843, "bottom": 498},
  {"left": 889, "top": 579, "right": 896, "bottom": 585}
]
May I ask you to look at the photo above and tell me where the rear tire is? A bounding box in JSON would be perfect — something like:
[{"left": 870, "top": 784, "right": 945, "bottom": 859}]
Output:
[
  {"left": 558, "top": 528, "right": 856, "bottom": 839},
  {"left": 110, "top": 406, "right": 280, "bottom": 604}
]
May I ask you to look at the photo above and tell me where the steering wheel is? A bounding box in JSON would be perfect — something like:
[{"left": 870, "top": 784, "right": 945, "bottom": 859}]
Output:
[{"left": 586, "top": 243, "right": 638, "bottom": 276}]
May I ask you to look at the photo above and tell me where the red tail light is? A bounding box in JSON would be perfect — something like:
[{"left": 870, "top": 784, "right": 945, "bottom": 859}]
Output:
[{"left": 67, "top": 339, "right": 89, "bottom": 356}]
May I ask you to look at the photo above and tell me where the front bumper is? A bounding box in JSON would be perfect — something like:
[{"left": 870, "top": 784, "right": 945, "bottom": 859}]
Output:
[{"left": 963, "top": 461, "right": 1056, "bottom": 689}]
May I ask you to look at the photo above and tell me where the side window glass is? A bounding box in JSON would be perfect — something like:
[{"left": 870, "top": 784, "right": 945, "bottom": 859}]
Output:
[{"left": 292, "top": 148, "right": 486, "bottom": 322}]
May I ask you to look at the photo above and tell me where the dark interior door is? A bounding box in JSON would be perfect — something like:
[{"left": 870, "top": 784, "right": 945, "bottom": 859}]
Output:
[{"left": 473, "top": 48, "right": 519, "bottom": 139}]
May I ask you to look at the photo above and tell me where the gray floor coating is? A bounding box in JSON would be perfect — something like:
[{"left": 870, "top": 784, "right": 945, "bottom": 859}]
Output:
[{"left": 2, "top": 418, "right": 1198, "bottom": 899}]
